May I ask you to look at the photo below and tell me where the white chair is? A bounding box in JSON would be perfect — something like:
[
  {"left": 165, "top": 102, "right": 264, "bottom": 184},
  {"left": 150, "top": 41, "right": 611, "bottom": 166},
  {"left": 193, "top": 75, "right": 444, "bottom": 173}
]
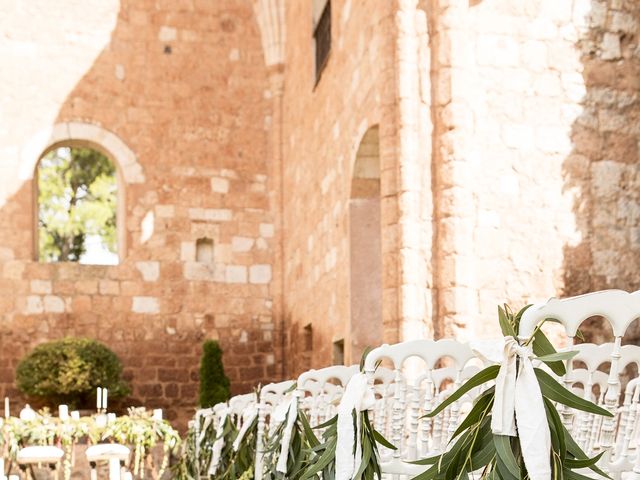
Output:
[
  {"left": 363, "top": 338, "right": 476, "bottom": 478},
  {"left": 519, "top": 289, "right": 640, "bottom": 478},
  {"left": 85, "top": 443, "right": 130, "bottom": 480},
  {"left": 254, "top": 380, "right": 295, "bottom": 480},
  {"left": 192, "top": 406, "right": 216, "bottom": 478},
  {"left": 16, "top": 446, "right": 64, "bottom": 480},
  {"left": 296, "top": 364, "right": 359, "bottom": 428}
]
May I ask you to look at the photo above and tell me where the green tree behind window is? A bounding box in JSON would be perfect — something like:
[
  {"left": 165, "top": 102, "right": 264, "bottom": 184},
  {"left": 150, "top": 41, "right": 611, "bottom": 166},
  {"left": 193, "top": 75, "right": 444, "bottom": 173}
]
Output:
[{"left": 38, "top": 146, "right": 117, "bottom": 263}]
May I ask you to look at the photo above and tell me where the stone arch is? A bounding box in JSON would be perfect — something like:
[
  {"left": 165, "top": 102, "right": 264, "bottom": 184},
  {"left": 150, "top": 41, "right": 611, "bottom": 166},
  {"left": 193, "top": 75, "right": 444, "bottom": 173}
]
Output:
[
  {"left": 20, "top": 122, "right": 144, "bottom": 183},
  {"left": 25, "top": 122, "right": 142, "bottom": 261},
  {"left": 348, "top": 125, "right": 382, "bottom": 363}
]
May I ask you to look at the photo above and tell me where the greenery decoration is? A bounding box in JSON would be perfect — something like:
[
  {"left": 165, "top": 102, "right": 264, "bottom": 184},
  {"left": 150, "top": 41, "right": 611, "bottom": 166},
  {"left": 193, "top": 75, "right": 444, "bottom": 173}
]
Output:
[
  {"left": 218, "top": 413, "right": 257, "bottom": 479},
  {"left": 298, "top": 406, "right": 394, "bottom": 480},
  {"left": 173, "top": 407, "right": 223, "bottom": 479},
  {"left": 262, "top": 394, "right": 316, "bottom": 479},
  {"left": 199, "top": 340, "right": 231, "bottom": 408},
  {"left": 298, "top": 353, "right": 395, "bottom": 480},
  {"left": 16, "top": 337, "right": 130, "bottom": 408},
  {"left": 211, "top": 412, "right": 238, "bottom": 479},
  {"left": 104, "top": 407, "right": 180, "bottom": 479},
  {"left": 410, "top": 305, "right": 613, "bottom": 480},
  {"left": 37, "top": 146, "right": 117, "bottom": 262},
  {"left": 1, "top": 407, "right": 179, "bottom": 480}
]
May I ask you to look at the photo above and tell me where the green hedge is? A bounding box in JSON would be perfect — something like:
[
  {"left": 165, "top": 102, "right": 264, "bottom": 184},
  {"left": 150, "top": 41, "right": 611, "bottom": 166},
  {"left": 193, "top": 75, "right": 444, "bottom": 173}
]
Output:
[{"left": 16, "top": 337, "right": 130, "bottom": 408}]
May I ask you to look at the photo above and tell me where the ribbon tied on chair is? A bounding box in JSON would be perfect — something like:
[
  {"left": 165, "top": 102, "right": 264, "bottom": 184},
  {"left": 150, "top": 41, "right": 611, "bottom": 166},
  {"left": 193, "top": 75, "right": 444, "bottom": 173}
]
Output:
[
  {"left": 232, "top": 405, "right": 258, "bottom": 451},
  {"left": 276, "top": 395, "right": 299, "bottom": 473},
  {"left": 208, "top": 406, "right": 230, "bottom": 475},
  {"left": 471, "top": 336, "right": 551, "bottom": 480},
  {"left": 335, "top": 373, "right": 376, "bottom": 480}
]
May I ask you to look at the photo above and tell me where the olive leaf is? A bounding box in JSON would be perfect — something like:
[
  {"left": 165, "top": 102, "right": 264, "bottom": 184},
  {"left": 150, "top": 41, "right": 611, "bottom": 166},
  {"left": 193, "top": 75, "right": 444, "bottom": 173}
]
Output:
[{"left": 409, "top": 304, "right": 612, "bottom": 480}]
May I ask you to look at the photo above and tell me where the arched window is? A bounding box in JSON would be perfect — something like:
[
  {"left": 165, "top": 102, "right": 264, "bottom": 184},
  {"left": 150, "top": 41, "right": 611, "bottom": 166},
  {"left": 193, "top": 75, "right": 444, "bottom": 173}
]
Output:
[{"left": 36, "top": 145, "right": 118, "bottom": 265}]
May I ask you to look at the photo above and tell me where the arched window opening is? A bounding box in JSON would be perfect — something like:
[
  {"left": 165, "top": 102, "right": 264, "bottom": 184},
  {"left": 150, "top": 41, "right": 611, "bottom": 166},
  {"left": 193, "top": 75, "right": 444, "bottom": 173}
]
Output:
[
  {"left": 37, "top": 145, "right": 118, "bottom": 265},
  {"left": 349, "top": 125, "right": 382, "bottom": 363}
]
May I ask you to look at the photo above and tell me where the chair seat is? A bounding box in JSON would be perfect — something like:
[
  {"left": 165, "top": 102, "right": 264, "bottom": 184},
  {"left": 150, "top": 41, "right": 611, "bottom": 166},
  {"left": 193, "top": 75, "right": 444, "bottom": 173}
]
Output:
[
  {"left": 17, "top": 446, "right": 64, "bottom": 464},
  {"left": 86, "top": 443, "right": 130, "bottom": 462}
]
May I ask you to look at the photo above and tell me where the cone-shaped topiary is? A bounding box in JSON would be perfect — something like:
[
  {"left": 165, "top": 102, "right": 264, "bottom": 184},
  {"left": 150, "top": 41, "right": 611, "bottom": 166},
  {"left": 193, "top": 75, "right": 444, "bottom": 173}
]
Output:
[{"left": 199, "top": 340, "right": 230, "bottom": 408}]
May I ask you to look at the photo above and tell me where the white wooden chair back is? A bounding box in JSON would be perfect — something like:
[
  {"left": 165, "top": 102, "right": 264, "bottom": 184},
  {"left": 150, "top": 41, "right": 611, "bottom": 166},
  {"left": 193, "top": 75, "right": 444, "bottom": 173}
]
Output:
[
  {"left": 254, "top": 380, "right": 294, "bottom": 480},
  {"left": 519, "top": 289, "right": 640, "bottom": 476},
  {"left": 363, "top": 339, "right": 475, "bottom": 478},
  {"left": 192, "top": 405, "right": 216, "bottom": 477},
  {"left": 296, "top": 364, "right": 359, "bottom": 427}
]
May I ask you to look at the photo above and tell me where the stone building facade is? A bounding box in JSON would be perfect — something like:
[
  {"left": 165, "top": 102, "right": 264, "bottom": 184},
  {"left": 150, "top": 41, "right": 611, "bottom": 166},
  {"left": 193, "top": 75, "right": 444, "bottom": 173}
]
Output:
[{"left": 0, "top": 0, "right": 638, "bottom": 426}]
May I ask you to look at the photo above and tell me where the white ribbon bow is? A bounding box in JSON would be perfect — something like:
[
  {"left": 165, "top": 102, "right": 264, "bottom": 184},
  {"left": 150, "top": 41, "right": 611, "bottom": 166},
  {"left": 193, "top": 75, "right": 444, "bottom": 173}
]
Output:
[
  {"left": 276, "top": 396, "right": 299, "bottom": 473},
  {"left": 208, "top": 407, "right": 230, "bottom": 475},
  {"left": 232, "top": 405, "right": 258, "bottom": 451},
  {"left": 471, "top": 337, "right": 551, "bottom": 480},
  {"left": 336, "top": 373, "right": 376, "bottom": 480}
]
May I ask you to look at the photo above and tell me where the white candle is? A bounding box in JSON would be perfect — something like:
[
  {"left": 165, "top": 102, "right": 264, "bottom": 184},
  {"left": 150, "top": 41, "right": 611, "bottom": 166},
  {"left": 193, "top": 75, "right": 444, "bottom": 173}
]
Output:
[
  {"left": 71, "top": 411, "right": 80, "bottom": 421},
  {"left": 97, "top": 387, "right": 102, "bottom": 410},
  {"left": 58, "top": 404, "right": 69, "bottom": 421},
  {"left": 102, "top": 388, "right": 108, "bottom": 411},
  {"left": 4, "top": 397, "right": 8, "bottom": 419},
  {"left": 107, "top": 413, "right": 116, "bottom": 424}
]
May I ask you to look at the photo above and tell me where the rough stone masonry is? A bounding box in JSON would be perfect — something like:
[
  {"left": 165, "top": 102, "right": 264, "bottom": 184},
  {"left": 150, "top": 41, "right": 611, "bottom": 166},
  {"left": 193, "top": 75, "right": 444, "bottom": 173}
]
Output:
[{"left": 0, "top": 0, "right": 638, "bottom": 427}]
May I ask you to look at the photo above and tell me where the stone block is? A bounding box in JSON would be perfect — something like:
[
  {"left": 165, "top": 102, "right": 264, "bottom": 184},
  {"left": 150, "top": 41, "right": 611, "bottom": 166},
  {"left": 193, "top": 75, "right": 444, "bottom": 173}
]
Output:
[
  {"left": 259, "top": 223, "right": 274, "bottom": 238},
  {"left": 132, "top": 297, "right": 160, "bottom": 314},
  {"left": 30, "top": 280, "right": 52, "bottom": 294},
  {"left": 188, "top": 208, "right": 233, "bottom": 222},
  {"left": 225, "top": 265, "right": 248, "bottom": 284},
  {"left": 232, "top": 236, "right": 254, "bottom": 252},
  {"left": 23, "top": 296, "right": 43, "bottom": 314},
  {"left": 211, "top": 177, "right": 230, "bottom": 193},
  {"left": 43, "top": 295, "right": 65, "bottom": 313},
  {"left": 136, "top": 261, "right": 160, "bottom": 281},
  {"left": 249, "top": 264, "right": 271, "bottom": 284},
  {"left": 180, "top": 242, "right": 195, "bottom": 262}
]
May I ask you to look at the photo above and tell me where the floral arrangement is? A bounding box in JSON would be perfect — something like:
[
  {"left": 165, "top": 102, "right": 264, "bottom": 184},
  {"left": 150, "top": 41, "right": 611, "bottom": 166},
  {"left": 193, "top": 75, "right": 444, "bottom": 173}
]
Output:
[
  {"left": 104, "top": 407, "right": 180, "bottom": 479},
  {"left": 0, "top": 407, "right": 179, "bottom": 480}
]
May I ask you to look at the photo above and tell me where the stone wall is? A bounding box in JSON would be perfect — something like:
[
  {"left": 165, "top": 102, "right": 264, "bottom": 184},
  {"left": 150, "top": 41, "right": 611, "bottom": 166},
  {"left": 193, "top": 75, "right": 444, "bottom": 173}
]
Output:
[
  {"left": 428, "top": 0, "right": 640, "bottom": 340},
  {"left": 1, "top": 0, "right": 639, "bottom": 426},
  {"left": 278, "top": 0, "right": 398, "bottom": 374},
  {"left": 0, "top": 0, "right": 276, "bottom": 428}
]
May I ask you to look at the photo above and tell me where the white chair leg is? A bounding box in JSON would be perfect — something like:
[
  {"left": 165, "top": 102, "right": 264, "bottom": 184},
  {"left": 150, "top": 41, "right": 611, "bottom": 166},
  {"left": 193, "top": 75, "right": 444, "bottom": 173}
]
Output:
[
  {"left": 108, "top": 458, "right": 121, "bottom": 480},
  {"left": 90, "top": 461, "right": 98, "bottom": 480}
]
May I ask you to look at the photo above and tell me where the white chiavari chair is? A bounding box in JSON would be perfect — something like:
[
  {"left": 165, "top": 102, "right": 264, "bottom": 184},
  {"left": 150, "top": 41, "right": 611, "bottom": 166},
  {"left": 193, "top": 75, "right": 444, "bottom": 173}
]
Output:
[
  {"left": 363, "top": 339, "right": 476, "bottom": 479},
  {"left": 254, "top": 380, "right": 295, "bottom": 480},
  {"left": 297, "top": 364, "right": 359, "bottom": 428},
  {"left": 519, "top": 289, "right": 640, "bottom": 479}
]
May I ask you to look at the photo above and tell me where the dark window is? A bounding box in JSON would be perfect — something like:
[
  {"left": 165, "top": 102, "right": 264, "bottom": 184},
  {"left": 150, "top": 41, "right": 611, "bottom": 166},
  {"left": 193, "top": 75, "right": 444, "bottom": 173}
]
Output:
[
  {"left": 332, "top": 338, "right": 344, "bottom": 365},
  {"left": 303, "top": 324, "right": 313, "bottom": 352},
  {"left": 313, "top": 0, "right": 331, "bottom": 83}
]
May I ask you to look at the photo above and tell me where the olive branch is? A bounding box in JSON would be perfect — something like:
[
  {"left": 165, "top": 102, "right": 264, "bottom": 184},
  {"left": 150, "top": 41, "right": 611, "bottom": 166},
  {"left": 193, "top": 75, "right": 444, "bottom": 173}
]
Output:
[{"left": 410, "top": 305, "right": 612, "bottom": 480}]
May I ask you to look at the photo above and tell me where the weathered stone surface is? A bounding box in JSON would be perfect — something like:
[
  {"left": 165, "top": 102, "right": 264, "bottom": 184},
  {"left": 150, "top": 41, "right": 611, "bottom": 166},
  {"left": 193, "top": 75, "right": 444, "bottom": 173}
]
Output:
[
  {"left": 0, "top": 0, "right": 276, "bottom": 430},
  {"left": 1, "top": 0, "right": 639, "bottom": 431}
]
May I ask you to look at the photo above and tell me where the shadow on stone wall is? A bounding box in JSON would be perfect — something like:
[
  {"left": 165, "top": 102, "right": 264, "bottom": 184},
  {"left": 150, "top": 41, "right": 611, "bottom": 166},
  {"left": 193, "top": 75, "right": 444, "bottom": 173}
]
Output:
[{"left": 562, "top": 0, "right": 640, "bottom": 345}]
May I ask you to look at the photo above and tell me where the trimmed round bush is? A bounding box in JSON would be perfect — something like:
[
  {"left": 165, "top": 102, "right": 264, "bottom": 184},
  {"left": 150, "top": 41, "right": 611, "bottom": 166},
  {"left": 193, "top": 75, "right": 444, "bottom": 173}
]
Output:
[{"left": 16, "top": 337, "right": 130, "bottom": 408}]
